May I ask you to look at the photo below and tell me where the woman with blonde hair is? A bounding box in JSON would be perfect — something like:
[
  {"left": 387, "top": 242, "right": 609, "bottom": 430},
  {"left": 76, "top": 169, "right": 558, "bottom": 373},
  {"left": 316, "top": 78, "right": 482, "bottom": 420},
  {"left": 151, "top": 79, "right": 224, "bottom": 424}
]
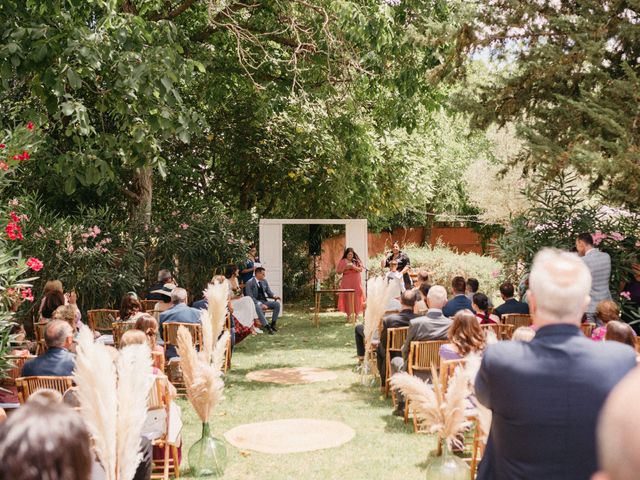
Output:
[
  {"left": 133, "top": 313, "right": 164, "bottom": 371},
  {"left": 440, "top": 309, "right": 487, "bottom": 360},
  {"left": 591, "top": 300, "right": 622, "bottom": 341}
]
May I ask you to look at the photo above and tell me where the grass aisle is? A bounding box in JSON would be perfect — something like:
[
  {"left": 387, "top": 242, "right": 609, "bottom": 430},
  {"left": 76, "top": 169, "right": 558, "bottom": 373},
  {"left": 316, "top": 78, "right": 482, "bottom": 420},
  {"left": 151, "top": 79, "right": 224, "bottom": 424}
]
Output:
[{"left": 178, "top": 306, "right": 435, "bottom": 479}]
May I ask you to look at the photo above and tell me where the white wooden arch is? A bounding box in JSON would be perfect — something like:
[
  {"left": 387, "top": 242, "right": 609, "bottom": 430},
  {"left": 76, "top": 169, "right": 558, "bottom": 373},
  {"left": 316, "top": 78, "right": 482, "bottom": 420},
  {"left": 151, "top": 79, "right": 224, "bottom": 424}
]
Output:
[{"left": 258, "top": 219, "right": 368, "bottom": 303}]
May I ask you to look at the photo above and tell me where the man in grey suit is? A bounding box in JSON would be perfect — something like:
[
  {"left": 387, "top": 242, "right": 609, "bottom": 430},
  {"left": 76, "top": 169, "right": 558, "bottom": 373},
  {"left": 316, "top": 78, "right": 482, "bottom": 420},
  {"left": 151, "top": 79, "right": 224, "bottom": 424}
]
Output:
[
  {"left": 390, "top": 285, "right": 452, "bottom": 415},
  {"left": 475, "top": 248, "right": 636, "bottom": 480},
  {"left": 245, "top": 267, "right": 280, "bottom": 334},
  {"left": 21, "top": 320, "right": 75, "bottom": 377},
  {"left": 576, "top": 232, "right": 612, "bottom": 322}
]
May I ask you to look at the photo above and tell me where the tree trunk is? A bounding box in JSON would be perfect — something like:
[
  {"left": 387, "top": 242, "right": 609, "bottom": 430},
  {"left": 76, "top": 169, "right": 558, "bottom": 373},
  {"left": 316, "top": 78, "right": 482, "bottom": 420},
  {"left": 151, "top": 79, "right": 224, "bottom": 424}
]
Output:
[{"left": 132, "top": 165, "right": 153, "bottom": 226}]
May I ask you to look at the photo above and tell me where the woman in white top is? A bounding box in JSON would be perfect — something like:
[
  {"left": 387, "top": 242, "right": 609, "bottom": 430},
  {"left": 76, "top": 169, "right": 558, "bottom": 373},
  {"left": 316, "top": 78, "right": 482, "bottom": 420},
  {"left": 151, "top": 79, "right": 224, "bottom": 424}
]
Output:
[{"left": 224, "top": 265, "right": 259, "bottom": 329}]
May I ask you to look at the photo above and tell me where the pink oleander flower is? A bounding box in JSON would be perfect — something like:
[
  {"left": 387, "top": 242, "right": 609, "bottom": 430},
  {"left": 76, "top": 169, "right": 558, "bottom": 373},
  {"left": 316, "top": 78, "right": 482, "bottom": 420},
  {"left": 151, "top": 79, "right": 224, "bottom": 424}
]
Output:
[
  {"left": 66, "top": 245, "right": 74, "bottom": 254},
  {"left": 491, "top": 269, "right": 500, "bottom": 278},
  {"left": 55, "top": 240, "right": 60, "bottom": 245},
  {"left": 180, "top": 223, "right": 189, "bottom": 230},
  {"left": 608, "top": 232, "right": 625, "bottom": 241},
  {"left": 171, "top": 211, "right": 178, "bottom": 217},
  {"left": 26, "top": 257, "right": 44, "bottom": 272},
  {"left": 9, "top": 199, "right": 19, "bottom": 207},
  {"left": 0, "top": 162, "right": 8, "bottom": 171},
  {"left": 19, "top": 214, "right": 28, "bottom": 222},
  {"left": 6, "top": 288, "right": 15, "bottom": 296},
  {"left": 621, "top": 291, "right": 632, "bottom": 300},
  {"left": 21, "top": 287, "right": 34, "bottom": 302},
  {"left": 592, "top": 231, "right": 607, "bottom": 246},
  {"left": 0, "top": 144, "right": 5, "bottom": 149},
  {"left": 92, "top": 225, "right": 101, "bottom": 235},
  {"left": 26, "top": 122, "right": 34, "bottom": 131},
  {"left": 9, "top": 211, "right": 19, "bottom": 223}
]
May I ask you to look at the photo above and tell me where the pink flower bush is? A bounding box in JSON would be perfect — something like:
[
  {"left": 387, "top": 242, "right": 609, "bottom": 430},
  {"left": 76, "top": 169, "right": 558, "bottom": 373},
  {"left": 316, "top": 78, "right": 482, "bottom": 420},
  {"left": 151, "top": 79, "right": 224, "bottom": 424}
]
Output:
[
  {"left": 592, "top": 231, "right": 607, "bottom": 246},
  {"left": 180, "top": 223, "right": 189, "bottom": 230},
  {"left": 621, "top": 291, "right": 632, "bottom": 300},
  {"left": 20, "top": 288, "right": 34, "bottom": 302},
  {"left": 608, "top": 232, "right": 625, "bottom": 241},
  {"left": 26, "top": 257, "right": 44, "bottom": 272}
]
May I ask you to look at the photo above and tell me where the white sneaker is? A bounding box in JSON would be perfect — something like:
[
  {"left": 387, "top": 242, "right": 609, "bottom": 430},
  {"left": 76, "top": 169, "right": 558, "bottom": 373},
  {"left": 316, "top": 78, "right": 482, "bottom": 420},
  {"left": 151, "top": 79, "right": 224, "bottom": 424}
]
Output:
[{"left": 254, "top": 328, "right": 263, "bottom": 334}]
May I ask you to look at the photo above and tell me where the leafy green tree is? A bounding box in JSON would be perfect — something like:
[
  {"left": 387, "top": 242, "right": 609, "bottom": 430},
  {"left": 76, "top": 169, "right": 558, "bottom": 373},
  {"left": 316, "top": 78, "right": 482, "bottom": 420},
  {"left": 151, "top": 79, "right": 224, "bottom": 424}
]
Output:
[{"left": 453, "top": 0, "right": 640, "bottom": 206}]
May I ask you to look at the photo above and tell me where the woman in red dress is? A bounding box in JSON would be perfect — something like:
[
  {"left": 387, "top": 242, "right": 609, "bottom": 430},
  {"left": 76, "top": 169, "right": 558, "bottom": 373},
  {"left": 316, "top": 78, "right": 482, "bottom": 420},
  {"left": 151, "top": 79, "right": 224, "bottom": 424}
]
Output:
[{"left": 337, "top": 247, "right": 365, "bottom": 320}]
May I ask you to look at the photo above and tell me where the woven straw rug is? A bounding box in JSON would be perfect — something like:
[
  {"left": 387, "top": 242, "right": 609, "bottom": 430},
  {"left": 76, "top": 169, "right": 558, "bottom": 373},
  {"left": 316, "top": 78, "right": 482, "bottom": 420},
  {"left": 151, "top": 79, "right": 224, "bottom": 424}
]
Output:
[
  {"left": 245, "top": 367, "right": 337, "bottom": 385},
  {"left": 224, "top": 418, "right": 355, "bottom": 454}
]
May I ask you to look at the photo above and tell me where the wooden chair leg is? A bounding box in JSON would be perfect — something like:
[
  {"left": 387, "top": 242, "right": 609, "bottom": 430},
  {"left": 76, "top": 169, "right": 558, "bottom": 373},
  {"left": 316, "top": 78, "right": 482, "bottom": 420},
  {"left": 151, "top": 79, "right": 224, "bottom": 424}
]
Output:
[
  {"left": 172, "top": 444, "right": 180, "bottom": 478},
  {"left": 404, "top": 398, "right": 409, "bottom": 424},
  {"left": 163, "top": 442, "right": 170, "bottom": 480},
  {"left": 385, "top": 356, "right": 391, "bottom": 398}
]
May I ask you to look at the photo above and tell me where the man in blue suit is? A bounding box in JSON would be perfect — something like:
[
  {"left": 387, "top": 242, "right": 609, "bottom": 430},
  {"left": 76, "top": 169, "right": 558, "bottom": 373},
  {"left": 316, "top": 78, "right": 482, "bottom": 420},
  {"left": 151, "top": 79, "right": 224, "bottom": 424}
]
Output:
[
  {"left": 493, "top": 281, "right": 529, "bottom": 318},
  {"left": 475, "top": 249, "right": 637, "bottom": 480},
  {"left": 159, "top": 287, "right": 202, "bottom": 359},
  {"left": 21, "top": 320, "right": 75, "bottom": 377},
  {"left": 442, "top": 276, "right": 472, "bottom": 317},
  {"left": 245, "top": 267, "right": 280, "bottom": 334}
]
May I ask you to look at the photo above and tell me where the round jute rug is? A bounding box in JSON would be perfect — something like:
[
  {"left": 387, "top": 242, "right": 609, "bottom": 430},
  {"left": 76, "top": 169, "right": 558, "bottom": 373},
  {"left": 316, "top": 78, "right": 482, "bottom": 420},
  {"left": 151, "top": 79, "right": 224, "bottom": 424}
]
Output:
[
  {"left": 245, "top": 367, "right": 337, "bottom": 385},
  {"left": 224, "top": 418, "right": 355, "bottom": 454}
]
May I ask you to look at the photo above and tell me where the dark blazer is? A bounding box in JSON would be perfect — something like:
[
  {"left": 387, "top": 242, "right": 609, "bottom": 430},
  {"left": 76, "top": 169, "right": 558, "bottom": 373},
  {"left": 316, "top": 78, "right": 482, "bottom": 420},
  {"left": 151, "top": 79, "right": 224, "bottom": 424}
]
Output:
[
  {"left": 442, "top": 294, "right": 473, "bottom": 318},
  {"left": 21, "top": 347, "right": 75, "bottom": 377},
  {"left": 493, "top": 297, "right": 529, "bottom": 318},
  {"left": 379, "top": 309, "right": 419, "bottom": 351},
  {"left": 245, "top": 277, "right": 276, "bottom": 304},
  {"left": 192, "top": 299, "right": 208, "bottom": 310},
  {"left": 475, "top": 324, "right": 637, "bottom": 480}
]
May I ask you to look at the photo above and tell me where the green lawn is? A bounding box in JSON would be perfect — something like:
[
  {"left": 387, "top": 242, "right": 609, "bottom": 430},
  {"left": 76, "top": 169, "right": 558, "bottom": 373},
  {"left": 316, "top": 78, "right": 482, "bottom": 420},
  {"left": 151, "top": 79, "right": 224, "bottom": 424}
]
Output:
[{"left": 177, "top": 305, "right": 437, "bottom": 480}]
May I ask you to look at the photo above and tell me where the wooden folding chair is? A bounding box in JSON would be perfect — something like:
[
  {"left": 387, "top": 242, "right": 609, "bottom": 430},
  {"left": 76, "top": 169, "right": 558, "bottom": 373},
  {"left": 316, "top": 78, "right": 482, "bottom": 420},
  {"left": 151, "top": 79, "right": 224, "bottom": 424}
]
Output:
[
  {"left": 405, "top": 339, "right": 448, "bottom": 430},
  {"left": 439, "top": 358, "right": 467, "bottom": 394},
  {"left": 580, "top": 323, "right": 596, "bottom": 337},
  {"left": 152, "top": 351, "right": 165, "bottom": 374},
  {"left": 87, "top": 309, "right": 119, "bottom": 334},
  {"left": 15, "top": 376, "right": 74, "bottom": 404},
  {"left": 635, "top": 336, "right": 640, "bottom": 354},
  {"left": 385, "top": 326, "right": 409, "bottom": 399},
  {"left": 34, "top": 321, "right": 48, "bottom": 355},
  {"left": 224, "top": 313, "right": 232, "bottom": 373},
  {"left": 162, "top": 323, "right": 202, "bottom": 396},
  {"left": 112, "top": 321, "right": 136, "bottom": 347},
  {"left": 501, "top": 313, "right": 532, "bottom": 329},
  {"left": 481, "top": 323, "right": 514, "bottom": 340},
  {"left": 0, "top": 355, "right": 36, "bottom": 402},
  {"left": 148, "top": 376, "right": 180, "bottom": 480},
  {"left": 141, "top": 299, "right": 158, "bottom": 311}
]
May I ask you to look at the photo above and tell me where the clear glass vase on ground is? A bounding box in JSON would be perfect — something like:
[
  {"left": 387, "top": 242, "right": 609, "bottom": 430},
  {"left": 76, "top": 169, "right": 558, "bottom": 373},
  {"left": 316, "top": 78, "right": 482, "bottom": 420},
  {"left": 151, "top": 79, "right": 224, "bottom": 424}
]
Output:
[
  {"left": 424, "top": 440, "right": 470, "bottom": 480},
  {"left": 188, "top": 422, "right": 227, "bottom": 477}
]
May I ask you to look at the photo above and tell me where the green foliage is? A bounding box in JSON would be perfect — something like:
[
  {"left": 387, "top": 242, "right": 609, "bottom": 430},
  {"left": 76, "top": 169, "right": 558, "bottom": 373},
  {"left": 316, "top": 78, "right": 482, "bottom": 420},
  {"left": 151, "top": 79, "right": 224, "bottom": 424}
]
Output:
[
  {"left": 496, "top": 173, "right": 640, "bottom": 294},
  {"left": 369, "top": 242, "right": 503, "bottom": 300},
  {"left": 454, "top": 1, "right": 640, "bottom": 206}
]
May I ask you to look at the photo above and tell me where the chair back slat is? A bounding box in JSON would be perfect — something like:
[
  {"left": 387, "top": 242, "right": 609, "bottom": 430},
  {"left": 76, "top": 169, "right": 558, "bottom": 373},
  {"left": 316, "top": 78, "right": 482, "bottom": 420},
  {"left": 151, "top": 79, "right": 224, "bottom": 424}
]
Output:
[
  {"left": 140, "top": 299, "right": 157, "bottom": 311},
  {"left": 34, "top": 321, "right": 48, "bottom": 355},
  {"left": 635, "top": 336, "right": 640, "bottom": 354},
  {"left": 501, "top": 314, "right": 532, "bottom": 329},
  {"left": 408, "top": 340, "right": 448, "bottom": 374},
  {"left": 87, "top": 309, "right": 119, "bottom": 333},
  {"left": 0, "top": 355, "right": 35, "bottom": 386},
  {"left": 162, "top": 323, "right": 202, "bottom": 349},
  {"left": 481, "top": 323, "right": 514, "bottom": 340},
  {"left": 580, "top": 323, "right": 596, "bottom": 337},
  {"left": 112, "top": 321, "right": 137, "bottom": 347},
  {"left": 388, "top": 327, "right": 409, "bottom": 351},
  {"left": 439, "top": 358, "right": 467, "bottom": 393},
  {"left": 147, "top": 375, "right": 169, "bottom": 410},
  {"left": 15, "top": 376, "right": 74, "bottom": 404}
]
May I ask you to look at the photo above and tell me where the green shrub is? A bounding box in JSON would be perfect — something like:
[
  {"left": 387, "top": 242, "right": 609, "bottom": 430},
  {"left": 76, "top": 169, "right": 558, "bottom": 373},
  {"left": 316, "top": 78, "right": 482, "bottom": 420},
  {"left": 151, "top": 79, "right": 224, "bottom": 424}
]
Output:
[{"left": 369, "top": 242, "right": 504, "bottom": 302}]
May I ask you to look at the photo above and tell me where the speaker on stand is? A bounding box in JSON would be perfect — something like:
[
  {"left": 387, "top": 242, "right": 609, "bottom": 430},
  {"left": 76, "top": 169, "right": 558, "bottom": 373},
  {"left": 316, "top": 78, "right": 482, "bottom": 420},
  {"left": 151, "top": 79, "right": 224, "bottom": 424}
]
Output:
[{"left": 309, "top": 225, "right": 322, "bottom": 291}]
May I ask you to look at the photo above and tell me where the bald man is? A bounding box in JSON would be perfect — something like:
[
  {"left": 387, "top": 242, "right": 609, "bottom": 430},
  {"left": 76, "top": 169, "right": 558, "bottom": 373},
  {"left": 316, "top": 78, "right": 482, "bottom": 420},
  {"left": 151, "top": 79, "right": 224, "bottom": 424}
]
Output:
[
  {"left": 475, "top": 249, "right": 636, "bottom": 480},
  {"left": 21, "top": 320, "right": 75, "bottom": 377},
  {"left": 594, "top": 367, "right": 640, "bottom": 480}
]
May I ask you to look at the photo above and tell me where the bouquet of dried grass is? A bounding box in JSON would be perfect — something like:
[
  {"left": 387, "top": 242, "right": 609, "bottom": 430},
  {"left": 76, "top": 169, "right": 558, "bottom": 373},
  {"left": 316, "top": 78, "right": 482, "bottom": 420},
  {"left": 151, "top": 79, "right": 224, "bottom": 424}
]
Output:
[
  {"left": 390, "top": 366, "right": 472, "bottom": 450},
  {"left": 177, "top": 326, "right": 229, "bottom": 423},
  {"left": 464, "top": 353, "right": 492, "bottom": 443},
  {"left": 363, "top": 276, "right": 392, "bottom": 350},
  {"left": 200, "top": 282, "right": 229, "bottom": 362},
  {"left": 74, "top": 326, "right": 154, "bottom": 480}
]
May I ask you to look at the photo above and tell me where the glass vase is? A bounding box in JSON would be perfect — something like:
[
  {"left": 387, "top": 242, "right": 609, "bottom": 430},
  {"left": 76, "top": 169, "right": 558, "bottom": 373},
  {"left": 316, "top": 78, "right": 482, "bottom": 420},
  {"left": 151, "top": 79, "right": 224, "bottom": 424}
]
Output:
[
  {"left": 188, "top": 422, "right": 227, "bottom": 477},
  {"left": 424, "top": 440, "right": 470, "bottom": 480},
  {"left": 359, "top": 360, "right": 377, "bottom": 387}
]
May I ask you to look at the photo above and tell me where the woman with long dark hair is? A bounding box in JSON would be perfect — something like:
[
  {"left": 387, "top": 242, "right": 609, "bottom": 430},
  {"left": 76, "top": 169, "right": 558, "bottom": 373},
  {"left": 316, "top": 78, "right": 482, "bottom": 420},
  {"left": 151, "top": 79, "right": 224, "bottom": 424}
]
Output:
[{"left": 337, "top": 247, "right": 365, "bottom": 320}]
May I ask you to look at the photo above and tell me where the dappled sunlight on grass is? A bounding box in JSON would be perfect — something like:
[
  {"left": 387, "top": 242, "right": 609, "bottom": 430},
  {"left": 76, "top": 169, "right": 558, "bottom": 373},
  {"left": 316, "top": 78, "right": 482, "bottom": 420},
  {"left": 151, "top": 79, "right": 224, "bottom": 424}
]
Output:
[{"left": 178, "top": 306, "right": 436, "bottom": 479}]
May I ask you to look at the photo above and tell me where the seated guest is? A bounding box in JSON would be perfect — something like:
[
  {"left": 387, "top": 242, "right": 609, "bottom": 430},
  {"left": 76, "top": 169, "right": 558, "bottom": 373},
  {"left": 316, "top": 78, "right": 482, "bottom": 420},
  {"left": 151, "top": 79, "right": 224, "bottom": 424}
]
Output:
[
  {"left": 159, "top": 287, "right": 202, "bottom": 359},
  {"left": 146, "top": 269, "right": 173, "bottom": 301},
  {"left": 0, "top": 401, "right": 93, "bottom": 480},
  {"left": 475, "top": 248, "right": 637, "bottom": 480},
  {"left": 52, "top": 305, "right": 80, "bottom": 353},
  {"left": 21, "top": 320, "right": 75, "bottom": 377},
  {"left": 472, "top": 293, "right": 499, "bottom": 325},
  {"left": 390, "top": 285, "right": 452, "bottom": 415},
  {"left": 119, "top": 293, "right": 143, "bottom": 321},
  {"left": 605, "top": 320, "right": 636, "bottom": 348},
  {"left": 245, "top": 267, "right": 280, "bottom": 334},
  {"left": 442, "top": 276, "right": 473, "bottom": 317},
  {"left": 414, "top": 270, "right": 430, "bottom": 289},
  {"left": 493, "top": 281, "right": 529, "bottom": 318},
  {"left": 150, "top": 283, "right": 176, "bottom": 313},
  {"left": 134, "top": 313, "right": 165, "bottom": 371},
  {"left": 592, "top": 300, "right": 622, "bottom": 341},
  {"left": 440, "top": 309, "right": 486, "bottom": 361},
  {"left": 414, "top": 282, "right": 430, "bottom": 314},
  {"left": 467, "top": 277, "right": 493, "bottom": 307},
  {"left": 595, "top": 367, "right": 640, "bottom": 480},
  {"left": 511, "top": 326, "right": 536, "bottom": 342},
  {"left": 376, "top": 290, "right": 420, "bottom": 387},
  {"left": 40, "top": 288, "right": 66, "bottom": 321}
]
